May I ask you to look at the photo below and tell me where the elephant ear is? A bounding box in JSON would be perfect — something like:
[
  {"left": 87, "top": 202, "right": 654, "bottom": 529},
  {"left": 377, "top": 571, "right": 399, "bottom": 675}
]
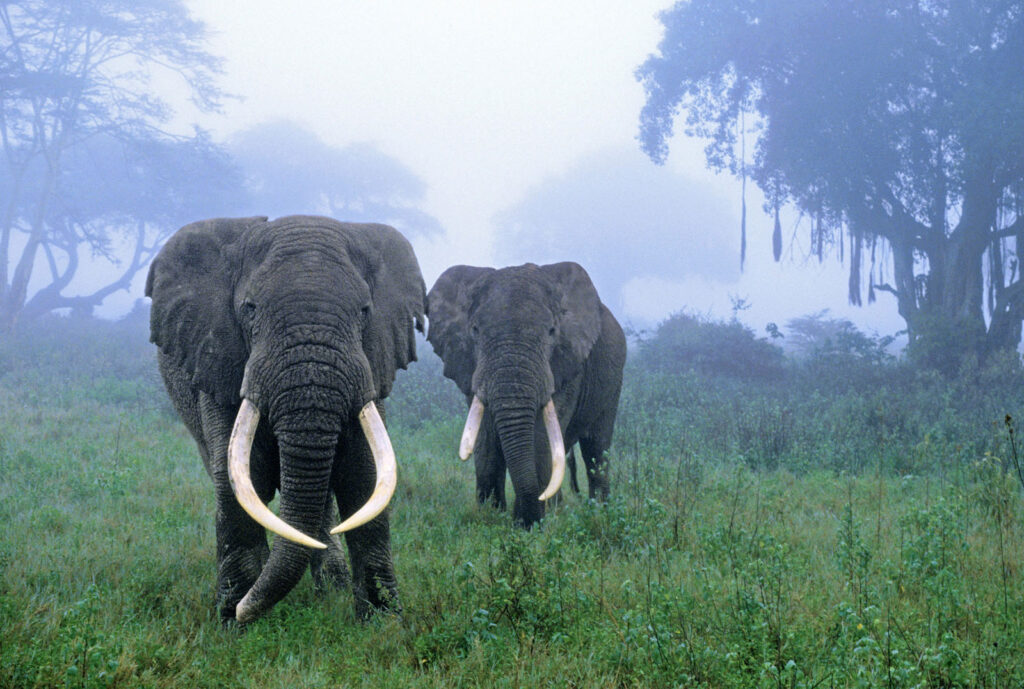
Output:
[
  {"left": 345, "top": 223, "right": 427, "bottom": 400},
  {"left": 146, "top": 216, "right": 267, "bottom": 406},
  {"left": 541, "top": 262, "right": 603, "bottom": 388},
  {"left": 426, "top": 265, "right": 495, "bottom": 396}
]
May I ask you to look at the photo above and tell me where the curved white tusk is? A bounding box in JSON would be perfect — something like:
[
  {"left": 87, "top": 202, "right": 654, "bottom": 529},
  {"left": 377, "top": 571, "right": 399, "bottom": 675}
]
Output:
[
  {"left": 228, "top": 399, "right": 327, "bottom": 550},
  {"left": 459, "top": 395, "right": 485, "bottom": 460},
  {"left": 538, "top": 400, "right": 566, "bottom": 501},
  {"left": 331, "top": 401, "right": 398, "bottom": 534}
]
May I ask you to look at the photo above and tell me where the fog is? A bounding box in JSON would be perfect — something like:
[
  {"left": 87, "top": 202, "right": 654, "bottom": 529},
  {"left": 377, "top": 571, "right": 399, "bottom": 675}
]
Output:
[{"left": 12, "top": 0, "right": 906, "bottom": 338}]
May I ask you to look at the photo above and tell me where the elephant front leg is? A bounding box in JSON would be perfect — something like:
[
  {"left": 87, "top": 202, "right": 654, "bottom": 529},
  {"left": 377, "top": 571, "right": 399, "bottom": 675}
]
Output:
[
  {"left": 214, "top": 480, "right": 271, "bottom": 620},
  {"left": 310, "top": 496, "right": 350, "bottom": 593},
  {"left": 335, "top": 429, "right": 400, "bottom": 618},
  {"left": 341, "top": 513, "right": 400, "bottom": 618},
  {"left": 580, "top": 438, "right": 610, "bottom": 501},
  {"left": 567, "top": 447, "right": 580, "bottom": 494},
  {"left": 474, "top": 421, "right": 506, "bottom": 509},
  {"left": 200, "top": 394, "right": 272, "bottom": 621}
]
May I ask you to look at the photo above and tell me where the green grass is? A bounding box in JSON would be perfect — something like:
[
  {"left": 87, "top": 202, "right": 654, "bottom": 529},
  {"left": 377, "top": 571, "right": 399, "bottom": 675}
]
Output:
[{"left": 2, "top": 316, "right": 1024, "bottom": 687}]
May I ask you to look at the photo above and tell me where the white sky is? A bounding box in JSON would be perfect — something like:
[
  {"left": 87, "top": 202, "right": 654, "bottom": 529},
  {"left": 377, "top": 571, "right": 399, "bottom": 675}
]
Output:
[{"left": 99, "top": 0, "right": 906, "bottom": 338}]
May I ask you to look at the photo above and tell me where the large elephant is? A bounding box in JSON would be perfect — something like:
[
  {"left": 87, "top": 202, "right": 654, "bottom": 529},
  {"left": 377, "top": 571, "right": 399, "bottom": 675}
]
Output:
[
  {"left": 426, "top": 262, "right": 626, "bottom": 527},
  {"left": 146, "top": 215, "right": 425, "bottom": 623}
]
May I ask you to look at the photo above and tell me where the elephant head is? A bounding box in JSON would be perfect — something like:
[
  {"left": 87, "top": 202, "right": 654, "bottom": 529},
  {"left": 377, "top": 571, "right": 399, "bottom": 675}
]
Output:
[
  {"left": 426, "top": 262, "right": 604, "bottom": 527},
  {"left": 146, "top": 215, "right": 424, "bottom": 622}
]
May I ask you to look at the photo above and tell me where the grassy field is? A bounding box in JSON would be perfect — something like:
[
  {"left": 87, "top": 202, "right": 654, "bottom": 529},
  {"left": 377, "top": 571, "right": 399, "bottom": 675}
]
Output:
[{"left": 2, "top": 313, "right": 1024, "bottom": 688}]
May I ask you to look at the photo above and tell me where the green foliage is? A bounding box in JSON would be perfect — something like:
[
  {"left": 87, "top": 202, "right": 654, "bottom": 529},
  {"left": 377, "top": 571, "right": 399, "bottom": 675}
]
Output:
[{"left": 624, "top": 310, "right": 1024, "bottom": 475}]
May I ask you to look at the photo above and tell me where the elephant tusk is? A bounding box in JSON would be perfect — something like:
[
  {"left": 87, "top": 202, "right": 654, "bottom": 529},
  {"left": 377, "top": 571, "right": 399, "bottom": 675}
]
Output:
[
  {"left": 331, "top": 401, "right": 397, "bottom": 534},
  {"left": 228, "top": 399, "right": 327, "bottom": 550},
  {"left": 459, "top": 395, "right": 485, "bottom": 460},
  {"left": 538, "top": 400, "right": 566, "bottom": 501}
]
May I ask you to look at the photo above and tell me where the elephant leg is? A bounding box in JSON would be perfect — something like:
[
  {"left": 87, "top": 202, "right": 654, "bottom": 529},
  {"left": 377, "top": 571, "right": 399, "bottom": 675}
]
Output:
[
  {"left": 567, "top": 446, "right": 580, "bottom": 494},
  {"left": 474, "top": 419, "right": 506, "bottom": 510},
  {"left": 198, "top": 394, "right": 274, "bottom": 621},
  {"left": 529, "top": 416, "right": 558, "bottom": 509},
  {"left": 213, "top": 476, "right": 272, "bottom": 620},
  {"left": 335, "top": 428, "right": 400, "bottom": 619},
  {"left": 579, "top": 437, "right": 610, "bottom": 502},
  {"left": 310, "top": 495, "right": 350, "bottom": 594}
]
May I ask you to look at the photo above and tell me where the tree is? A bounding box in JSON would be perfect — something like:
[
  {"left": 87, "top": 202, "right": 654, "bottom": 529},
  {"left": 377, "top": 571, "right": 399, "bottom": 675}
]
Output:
[
  {"left": 0, "top": 0, "right": 235, "bottom": 329},
  {"left": 637, "top": 0, "right": 1024, "bottom": 371},
  {"left": 228, "top": 121, "right": 442, "bottom": 241}
]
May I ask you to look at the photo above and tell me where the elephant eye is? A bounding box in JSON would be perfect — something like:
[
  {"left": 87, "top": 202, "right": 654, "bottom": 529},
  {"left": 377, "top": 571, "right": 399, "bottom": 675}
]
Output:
[
  {"left": 471, "top": 324, "right": 480, "bottom": 337},
  {"left": 549, "top": 326, "right": 556, "bottom": 337},
  {"left": 361, "top": 303, "right": 371, "bottom": 319},
  {"left": 241, "top": 300, "right": 257, "bottom": 321}
]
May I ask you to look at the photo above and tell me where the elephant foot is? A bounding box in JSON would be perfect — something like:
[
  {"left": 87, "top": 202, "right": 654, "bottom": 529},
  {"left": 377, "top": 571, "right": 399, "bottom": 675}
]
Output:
[
  {"left": 568, "top": 448, "right": 581, "bottom": 494},
  {"left": 476, "top": 485, "right": 506, "bottom": 511},
  {"left": 587, "top": 479, "right": 610, "bottom": 502},
  {"left": 216, "top": 543, "right": 268, "bottom": 622},
  {"left": 353, "top": 573, "right": 401, "bottom": 620},
  {"left": 583, "top": 452, "right": 611, "bottom": 502},
  {"left": 311, "top": 534, "right": 351, "bottom": 593},
  {"left": 512, "top": 496, "right": 544, "bottom": 529}
]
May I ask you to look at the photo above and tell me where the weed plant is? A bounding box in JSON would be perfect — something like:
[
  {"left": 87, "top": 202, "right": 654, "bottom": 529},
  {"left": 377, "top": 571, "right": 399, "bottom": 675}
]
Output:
[{"left": 1, "top": 312, "right": 1023, "bottom": 687}]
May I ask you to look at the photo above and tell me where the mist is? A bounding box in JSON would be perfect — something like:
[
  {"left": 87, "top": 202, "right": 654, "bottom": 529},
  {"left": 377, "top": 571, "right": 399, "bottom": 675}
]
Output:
[
  {"left": 0, "top": 0, "right": 906, "bottom": 339},
  {"left": 6, "top": 3, "right": 1024, "bottom": 684}
]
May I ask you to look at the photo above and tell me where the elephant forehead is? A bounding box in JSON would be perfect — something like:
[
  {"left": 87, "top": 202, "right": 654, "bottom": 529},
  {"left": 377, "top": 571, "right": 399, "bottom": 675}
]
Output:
[
  {"left": 257, "top": 232, "right": 356, "bottom": 276},
  {"left": 478, "top": 271, "right": 554, "bottom": 311}
]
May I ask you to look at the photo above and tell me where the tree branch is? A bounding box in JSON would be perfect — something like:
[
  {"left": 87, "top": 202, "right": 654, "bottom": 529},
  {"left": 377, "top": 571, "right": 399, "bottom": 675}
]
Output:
[{"left": 990, "top": 214, "right": 1024, "bottom": 240}]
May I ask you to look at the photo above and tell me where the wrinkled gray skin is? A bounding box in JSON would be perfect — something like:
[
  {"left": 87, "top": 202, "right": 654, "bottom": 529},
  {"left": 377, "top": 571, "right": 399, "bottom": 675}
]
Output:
[
  {"left": 146, "top": 215, "right": 425, "bottom": 622},
  {"left": 427, "top": 262, "right": 626, "bottom": 528}
]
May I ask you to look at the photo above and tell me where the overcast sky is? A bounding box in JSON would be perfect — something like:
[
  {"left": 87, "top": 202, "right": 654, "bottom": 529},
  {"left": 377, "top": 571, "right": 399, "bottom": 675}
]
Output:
[{"left": 121, "top": 0, "right": 905, "bottom": 337}]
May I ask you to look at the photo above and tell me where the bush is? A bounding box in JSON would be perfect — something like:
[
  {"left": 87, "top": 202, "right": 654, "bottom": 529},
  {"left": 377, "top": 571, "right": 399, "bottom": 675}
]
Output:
[
  {"left": 785, "top": 310, "right": 895, "bottom": 365},
  {"left": 636, "top": 311, "right": 785, "bottom": 381}
]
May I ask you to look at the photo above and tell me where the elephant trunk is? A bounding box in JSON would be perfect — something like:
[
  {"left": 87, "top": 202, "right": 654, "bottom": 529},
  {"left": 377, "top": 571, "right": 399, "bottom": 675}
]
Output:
[
  {"left": 234, "top": 343, "right": 371, "bottom": 623},
  {"left": 484, "top": 343, "right": 552, "bottom": 528},
  {"left": 235, "top": 429, "right": 337, "bottom": 622}
]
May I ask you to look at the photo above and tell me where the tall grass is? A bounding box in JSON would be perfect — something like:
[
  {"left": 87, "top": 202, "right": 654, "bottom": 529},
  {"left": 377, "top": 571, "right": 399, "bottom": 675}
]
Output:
[{"left": 1, "top": 313, "right": 1023, "bottom": 687}]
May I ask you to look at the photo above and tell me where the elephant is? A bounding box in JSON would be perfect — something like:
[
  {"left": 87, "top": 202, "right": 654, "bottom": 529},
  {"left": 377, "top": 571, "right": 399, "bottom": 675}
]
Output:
[
  {"left": 146, "top": 215, "right": 425, "bottom": 623},
  {"left": 426, "top": 261, "right": 626, "bottom": 528}
]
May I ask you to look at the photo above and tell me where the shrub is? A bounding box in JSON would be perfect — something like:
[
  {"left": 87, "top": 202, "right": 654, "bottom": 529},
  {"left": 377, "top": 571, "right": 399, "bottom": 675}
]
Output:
[{"left": 636, "top": 311, "right": 785, "bottom": 381}]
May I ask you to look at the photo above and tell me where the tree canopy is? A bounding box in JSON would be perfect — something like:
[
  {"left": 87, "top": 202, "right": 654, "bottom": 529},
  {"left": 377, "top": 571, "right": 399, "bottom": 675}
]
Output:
[
  {"left": 0, "top": 0, "right": 237, "bottom": 328},
  {"left": 637, "top": 0, "right": 1024, "bottom": 370}
]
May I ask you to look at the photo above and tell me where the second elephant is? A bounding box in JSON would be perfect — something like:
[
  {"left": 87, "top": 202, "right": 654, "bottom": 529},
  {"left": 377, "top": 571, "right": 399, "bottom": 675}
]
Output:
[{"left": 427, "top": 262, "right": 626, "bottom": 527}]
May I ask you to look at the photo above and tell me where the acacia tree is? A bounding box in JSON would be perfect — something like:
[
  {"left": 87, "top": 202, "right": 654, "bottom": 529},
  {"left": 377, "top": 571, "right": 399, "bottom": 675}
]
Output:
[
  {"left": 637, "top": 0, "right": 1024, "bottom": 370},
  {"left": 0, "top": 0, "right": 233, "bottom": 329}
]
